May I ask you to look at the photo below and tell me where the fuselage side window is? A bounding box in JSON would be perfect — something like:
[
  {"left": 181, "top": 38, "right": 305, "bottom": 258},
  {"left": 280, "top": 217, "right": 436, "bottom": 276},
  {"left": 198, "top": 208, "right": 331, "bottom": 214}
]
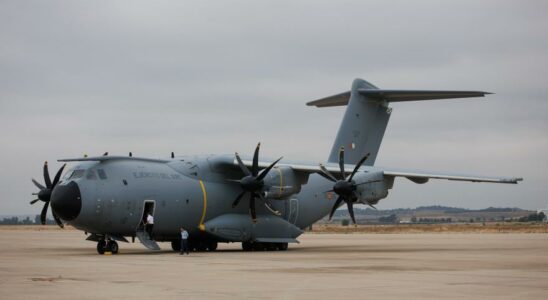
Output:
[
  {"left": 86, "top": 170, "right": 97, "bottom": 180},
  {"left": 97, "top": 169, "right": 107, "bottom": 180}
]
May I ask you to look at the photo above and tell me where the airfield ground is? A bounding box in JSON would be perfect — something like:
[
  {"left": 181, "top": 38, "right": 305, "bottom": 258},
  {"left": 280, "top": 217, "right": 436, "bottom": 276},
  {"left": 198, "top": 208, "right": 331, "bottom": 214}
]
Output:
[{"left": 1, "top": 226, "right": 547, "bottom": 299}]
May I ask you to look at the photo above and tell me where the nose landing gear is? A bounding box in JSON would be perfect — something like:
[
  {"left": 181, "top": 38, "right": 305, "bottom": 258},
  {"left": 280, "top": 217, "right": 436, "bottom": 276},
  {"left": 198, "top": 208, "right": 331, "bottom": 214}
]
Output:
[{"left": 97, "top": 239, "right": 119, "bottom": 255}]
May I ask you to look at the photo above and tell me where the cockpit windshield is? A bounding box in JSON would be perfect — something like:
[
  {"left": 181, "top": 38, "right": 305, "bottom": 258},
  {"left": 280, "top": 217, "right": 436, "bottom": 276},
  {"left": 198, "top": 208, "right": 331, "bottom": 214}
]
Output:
[
  {"left": 68, "top": 169, "right": 85, "bottom": 180},
  {"left": 61, "top": 165, "right": 106, "bottom": 181}
]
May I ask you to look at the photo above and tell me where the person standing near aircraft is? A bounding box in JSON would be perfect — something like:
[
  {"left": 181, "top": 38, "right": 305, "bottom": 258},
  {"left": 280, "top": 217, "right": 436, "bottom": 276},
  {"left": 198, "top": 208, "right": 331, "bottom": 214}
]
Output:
[
  {"left": 145, "top": 212, "right": 154, "bottom": 240},
  {"left": 180, "top": 227, "right": 189, "bottom": 255}
]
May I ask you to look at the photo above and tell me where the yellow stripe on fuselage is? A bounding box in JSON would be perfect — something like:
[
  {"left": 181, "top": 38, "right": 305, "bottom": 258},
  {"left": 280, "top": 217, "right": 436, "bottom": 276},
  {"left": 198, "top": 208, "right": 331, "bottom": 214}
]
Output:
[
  {"left": 276, "top": 167, "right": 284, "bottom": 197},
  {"left": 198, "top": 180, "right": 207, "bottom": 231}
]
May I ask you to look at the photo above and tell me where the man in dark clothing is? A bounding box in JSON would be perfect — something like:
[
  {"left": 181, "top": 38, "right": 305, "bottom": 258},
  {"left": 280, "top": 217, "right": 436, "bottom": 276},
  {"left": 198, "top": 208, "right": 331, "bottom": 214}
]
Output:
[{"left": 180, "top": 227, "right": 189, "bottom": 255}]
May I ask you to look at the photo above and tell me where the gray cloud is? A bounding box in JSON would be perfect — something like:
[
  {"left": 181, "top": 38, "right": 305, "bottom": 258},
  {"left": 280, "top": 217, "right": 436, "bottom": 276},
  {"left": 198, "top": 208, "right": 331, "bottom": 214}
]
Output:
[{"left": 1, "top": 0, "right": 547, "bottom": 214}]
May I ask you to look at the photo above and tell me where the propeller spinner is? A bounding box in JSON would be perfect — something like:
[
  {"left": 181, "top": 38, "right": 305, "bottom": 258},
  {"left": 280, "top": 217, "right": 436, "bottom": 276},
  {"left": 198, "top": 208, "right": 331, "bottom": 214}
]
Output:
[
  {"left": 232, "top": 143, "right": 283, "bottom": 223},
  {"left": 318, "top": 147, "right": 371, "bottom": 224}
]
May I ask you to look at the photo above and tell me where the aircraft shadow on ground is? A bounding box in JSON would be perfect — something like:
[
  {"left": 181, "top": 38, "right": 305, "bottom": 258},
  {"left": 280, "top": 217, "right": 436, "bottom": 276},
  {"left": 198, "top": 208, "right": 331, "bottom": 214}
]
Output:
[{"left": 49, "top": 244, "right": 507, "bottom": 256}]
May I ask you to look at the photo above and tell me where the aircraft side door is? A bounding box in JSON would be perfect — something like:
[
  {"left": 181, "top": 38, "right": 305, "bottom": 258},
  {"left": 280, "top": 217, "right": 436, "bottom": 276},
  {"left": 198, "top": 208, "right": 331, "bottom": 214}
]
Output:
[{"left": 287, "top": 198, "right": 299, "bottom": 225}]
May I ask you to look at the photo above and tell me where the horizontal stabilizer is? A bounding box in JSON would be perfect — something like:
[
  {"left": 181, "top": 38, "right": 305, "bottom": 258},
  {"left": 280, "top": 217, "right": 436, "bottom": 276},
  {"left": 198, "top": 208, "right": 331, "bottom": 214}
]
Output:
[{"left": 307, "top": 90, "right": 491, "bottom": 107}]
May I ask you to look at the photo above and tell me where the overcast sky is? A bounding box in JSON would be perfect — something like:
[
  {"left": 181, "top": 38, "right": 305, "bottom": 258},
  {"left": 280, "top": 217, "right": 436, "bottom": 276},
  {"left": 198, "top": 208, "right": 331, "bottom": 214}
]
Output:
[{"left": 1, "top": 0, "right": 547, "bottom": 215}]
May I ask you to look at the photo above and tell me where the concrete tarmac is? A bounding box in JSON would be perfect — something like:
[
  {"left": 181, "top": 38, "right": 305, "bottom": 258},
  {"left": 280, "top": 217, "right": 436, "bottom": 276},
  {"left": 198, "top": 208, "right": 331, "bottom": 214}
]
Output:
[{"left": 1, "top": 229, "right": 547, "bottom": 299}]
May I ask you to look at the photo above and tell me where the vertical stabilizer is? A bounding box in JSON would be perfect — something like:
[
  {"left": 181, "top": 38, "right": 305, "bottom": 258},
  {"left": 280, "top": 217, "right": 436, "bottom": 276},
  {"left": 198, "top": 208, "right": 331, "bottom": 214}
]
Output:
[
  {"left": 327, "top": 78, "right": 391, "bottom": 165},
  {"left": 307, "top": 78, "right": 492, "bottom": 165}
]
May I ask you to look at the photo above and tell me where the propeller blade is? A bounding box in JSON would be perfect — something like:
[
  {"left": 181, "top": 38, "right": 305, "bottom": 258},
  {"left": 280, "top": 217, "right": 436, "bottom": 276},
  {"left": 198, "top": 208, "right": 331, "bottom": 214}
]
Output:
[
  {"left": 348, "top": 153, "right": 370, "bottom": 181},
  {"left": 30, "top": 199, "right": 40, "bottom": 205},
  {"left": 252, "top": 142, "right": 260, "bottom": 176},
  {"left": 226, "top": 179, "right": 242, "bottom": 184},
  {"left": 235, "top": 152, "right": 252, "bottom": 176},
  {"left": 232, "top": 191, "right": 247, "bottom": 208},
  {"left": 51, "top": 164, "right": 66, "bottom": 187},
  {"left": 258, "top": 193, "right": 281, "bottom": 216},
  {"left": 257, "top": 157, "right": 283, "bottom": 181},
  {"left": 40, "top": 202, "right": 49, "bottom": 225},
  {"left": 31, "top": 178, "right": 45, "bottom": 190},
  {"left": 249, "top": 193, "right": 257, "bottom": 222},
  {"left": 328, "top": 196, "right": 344, "bottom": 220},
  {"left": 338, "top": 147, "right": 345, "bottom": 180},
  {"left": 43, "top": 161, "right": 52, "bottom": 189},
  {"left": 346, "top": 198, "right": 356, "bottom": 224},
  {"left": 51, "top": 210, "right": 64, "bottom": 228},
  {"left": 318, "top": 164, "right": 337, "bottom": 182}
]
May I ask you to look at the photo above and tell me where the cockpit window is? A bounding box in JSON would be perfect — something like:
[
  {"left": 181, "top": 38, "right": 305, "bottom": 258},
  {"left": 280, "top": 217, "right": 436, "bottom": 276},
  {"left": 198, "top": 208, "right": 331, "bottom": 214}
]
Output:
[
  {"left": 97, "top": 169, "right": 107, "bottom": 180},
  {"left": 68, "top": 169, "right": 85, "bottom": 180},
  {"left": 86, "top": 170, "right": 97, "bottom": 180}
]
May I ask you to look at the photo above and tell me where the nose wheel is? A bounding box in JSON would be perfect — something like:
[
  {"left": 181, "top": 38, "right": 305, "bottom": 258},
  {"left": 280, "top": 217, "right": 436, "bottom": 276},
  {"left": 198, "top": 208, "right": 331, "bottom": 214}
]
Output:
[{"left": 97, "top": 239, "right": 119, "bottom": 255}]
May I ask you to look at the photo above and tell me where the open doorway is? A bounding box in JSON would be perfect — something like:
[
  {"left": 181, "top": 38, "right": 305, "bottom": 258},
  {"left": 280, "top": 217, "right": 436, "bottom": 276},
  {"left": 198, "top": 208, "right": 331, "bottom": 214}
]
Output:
[{"left": 138, "top": 200, "right": 155, "bottom": 232}]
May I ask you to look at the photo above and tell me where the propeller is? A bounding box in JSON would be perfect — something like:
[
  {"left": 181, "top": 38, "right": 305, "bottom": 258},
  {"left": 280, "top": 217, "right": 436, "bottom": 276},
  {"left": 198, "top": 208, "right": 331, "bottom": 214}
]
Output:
[
  {"left": 318, "top": 147, "right": 372, "bottom": 224},
  {"left": 232, "top": 143, "right": 283, "bottom": 222},
  {"left": 30, "top": 161, "right": 66, "bottom": 228}
]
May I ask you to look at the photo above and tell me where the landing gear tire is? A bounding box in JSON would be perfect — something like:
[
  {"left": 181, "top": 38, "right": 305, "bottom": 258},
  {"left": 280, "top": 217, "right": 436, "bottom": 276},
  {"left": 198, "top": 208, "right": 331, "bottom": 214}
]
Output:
[
  {"left": 171, "top": 240, "right": 181, "bottom": 251},
  {"left": 277, "top": 243, "right": 288, "bottom": 251},
  {"left": 242, "top": 242, "right": 253, "bottom": 251},
  {"left": 97, "top": 240, "right": 107, "bottom": 255},
  {"left": 107, "top": 240, "right": 119, "bottom": 254},
  {"left": 207, "top": 241, "right": 218, "bottom": 251},
  {"left": 242, "top": 242, "right": 288, "bottom": 251}
]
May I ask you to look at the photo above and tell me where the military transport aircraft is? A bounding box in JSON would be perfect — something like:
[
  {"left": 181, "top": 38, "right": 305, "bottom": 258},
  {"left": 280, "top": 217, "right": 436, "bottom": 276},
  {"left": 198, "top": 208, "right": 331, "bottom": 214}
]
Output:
[{"left": 30, "top": 78, "right": 522, "bottom": 254}]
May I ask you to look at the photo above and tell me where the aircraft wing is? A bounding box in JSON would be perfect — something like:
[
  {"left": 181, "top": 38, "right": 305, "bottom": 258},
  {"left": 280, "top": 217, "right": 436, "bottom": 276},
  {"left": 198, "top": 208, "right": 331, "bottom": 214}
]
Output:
[
  {"left": 236, "top": 159, "right": 522, "bottom": 184},
  {"left": 58, "top": 156, "right": 522, "bottom": 184},
  {"left": 58, "top": 156, "right": 170, "bottom": 163},
  {"left": 380, "top": 168, "right": 522, "bottom": 184}
]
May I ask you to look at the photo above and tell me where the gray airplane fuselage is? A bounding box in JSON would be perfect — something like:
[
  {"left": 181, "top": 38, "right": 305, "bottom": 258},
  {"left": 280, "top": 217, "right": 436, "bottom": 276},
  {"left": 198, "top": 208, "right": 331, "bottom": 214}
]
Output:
[{"left": 60, "top": 155, "right": 334, "bottom": 241}]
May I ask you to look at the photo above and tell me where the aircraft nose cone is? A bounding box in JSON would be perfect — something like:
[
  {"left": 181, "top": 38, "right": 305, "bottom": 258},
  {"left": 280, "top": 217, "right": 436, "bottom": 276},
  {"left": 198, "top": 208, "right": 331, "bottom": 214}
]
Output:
[{"left": 50, "top": 181, "right": 82, "bottom": 221}]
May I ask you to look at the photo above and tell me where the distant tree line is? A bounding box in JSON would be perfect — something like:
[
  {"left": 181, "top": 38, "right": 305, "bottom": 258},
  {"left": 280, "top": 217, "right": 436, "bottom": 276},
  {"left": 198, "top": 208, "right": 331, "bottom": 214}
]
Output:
[
  {"left": 517, "top": 212, "right": 546, "bottom": 222},
  {"left": 379, "top": 214, "right": 398, "bottom": 224},
  {"left": 410, "top": 217, "right": 453, "bottom": 224},
  {"left": 0, "top": 215, "right": 54, "bottom": 225},
  {"left": 332, "top": 206, "right": 526, "bottom": 218}
]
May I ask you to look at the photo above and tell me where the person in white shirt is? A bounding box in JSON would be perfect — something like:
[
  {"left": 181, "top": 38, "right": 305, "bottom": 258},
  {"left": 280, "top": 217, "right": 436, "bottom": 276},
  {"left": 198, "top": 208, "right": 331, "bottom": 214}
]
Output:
[
  {"left": 180, "top": 227, "right": 189, "bottom": 255},
  {"left": 145, "top": 213, "right": 154, "bottom": 240}
]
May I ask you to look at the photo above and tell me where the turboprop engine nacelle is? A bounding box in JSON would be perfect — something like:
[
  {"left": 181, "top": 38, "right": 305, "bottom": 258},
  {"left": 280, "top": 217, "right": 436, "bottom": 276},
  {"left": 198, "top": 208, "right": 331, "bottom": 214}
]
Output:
[
  {"left": 353, "top": 171, "right": 394, "bottom": 205},
  {"left": 262, "top": 166, "right": 302, "bottom": 200}
]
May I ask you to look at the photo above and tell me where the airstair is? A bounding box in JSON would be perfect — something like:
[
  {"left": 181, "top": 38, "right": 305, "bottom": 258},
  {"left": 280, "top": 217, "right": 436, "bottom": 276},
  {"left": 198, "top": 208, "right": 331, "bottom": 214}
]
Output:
[{"left": 135, "top": 230, "right": 161, "bottom": 250}]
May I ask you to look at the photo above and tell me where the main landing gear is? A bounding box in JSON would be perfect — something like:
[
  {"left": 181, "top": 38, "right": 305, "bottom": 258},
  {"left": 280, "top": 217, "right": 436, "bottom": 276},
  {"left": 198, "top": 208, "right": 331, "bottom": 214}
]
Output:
[
  {"left": 97, "top": 239, "right": 119, "bottom": 255},
  {"left": 242, "top": 242, "right": 288, "bottom": 251},
  {"left": 170, "top": 239, "right": 218, "bottom": 252}
]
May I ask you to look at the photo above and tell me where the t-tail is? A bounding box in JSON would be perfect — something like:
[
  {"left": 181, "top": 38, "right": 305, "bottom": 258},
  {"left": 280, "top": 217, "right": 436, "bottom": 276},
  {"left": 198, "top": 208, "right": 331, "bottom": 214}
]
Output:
[{"left": 307, "top": 78, "right": 491, "bottom": 165}]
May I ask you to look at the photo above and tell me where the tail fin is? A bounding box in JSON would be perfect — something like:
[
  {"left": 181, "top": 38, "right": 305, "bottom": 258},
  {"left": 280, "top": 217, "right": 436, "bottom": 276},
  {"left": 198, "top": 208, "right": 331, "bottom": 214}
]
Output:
[{"left": 307, "top": 78, "right": 490, "bottom": 165}]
